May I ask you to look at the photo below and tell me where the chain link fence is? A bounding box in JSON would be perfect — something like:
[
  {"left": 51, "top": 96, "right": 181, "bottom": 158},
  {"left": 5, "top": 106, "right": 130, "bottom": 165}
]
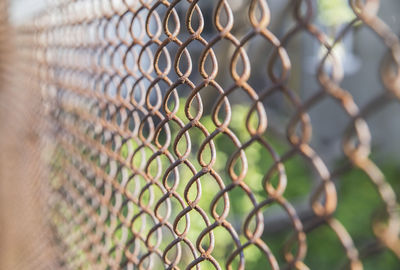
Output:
[{"left": 1, "top": 0, "right": 400, "bottom": 269}]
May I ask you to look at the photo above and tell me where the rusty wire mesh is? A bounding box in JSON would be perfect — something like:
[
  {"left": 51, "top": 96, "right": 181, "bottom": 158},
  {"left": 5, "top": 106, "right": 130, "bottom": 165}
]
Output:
[{"left": 2, "top": 0, "right": 400, "bottom": 269}]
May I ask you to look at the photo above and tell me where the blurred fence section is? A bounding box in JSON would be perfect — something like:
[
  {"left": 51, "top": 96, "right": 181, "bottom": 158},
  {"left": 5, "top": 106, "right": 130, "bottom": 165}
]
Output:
[
  {"left": 2, "top": 0, "right": 400, "bottom": 269},
  {"left": 0, "top": 0, "right": 59, "bottom": 269}
]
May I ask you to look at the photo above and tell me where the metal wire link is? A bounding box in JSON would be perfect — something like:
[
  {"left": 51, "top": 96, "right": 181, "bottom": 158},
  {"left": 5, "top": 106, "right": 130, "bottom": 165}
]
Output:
[{"left": 6, "top": 0, "right": 400, "bottom": 269}]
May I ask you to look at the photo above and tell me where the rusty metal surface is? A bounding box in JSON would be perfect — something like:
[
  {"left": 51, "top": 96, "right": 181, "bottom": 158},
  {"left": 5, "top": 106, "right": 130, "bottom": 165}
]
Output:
[{"left": 4, "top": 0, "right": 400, "bottom": 269}]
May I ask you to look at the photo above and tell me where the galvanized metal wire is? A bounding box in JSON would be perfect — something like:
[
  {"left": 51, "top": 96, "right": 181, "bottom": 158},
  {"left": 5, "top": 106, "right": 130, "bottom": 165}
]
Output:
[{"left": 2, "top": 0, "right": 400, "bottom": 269}]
